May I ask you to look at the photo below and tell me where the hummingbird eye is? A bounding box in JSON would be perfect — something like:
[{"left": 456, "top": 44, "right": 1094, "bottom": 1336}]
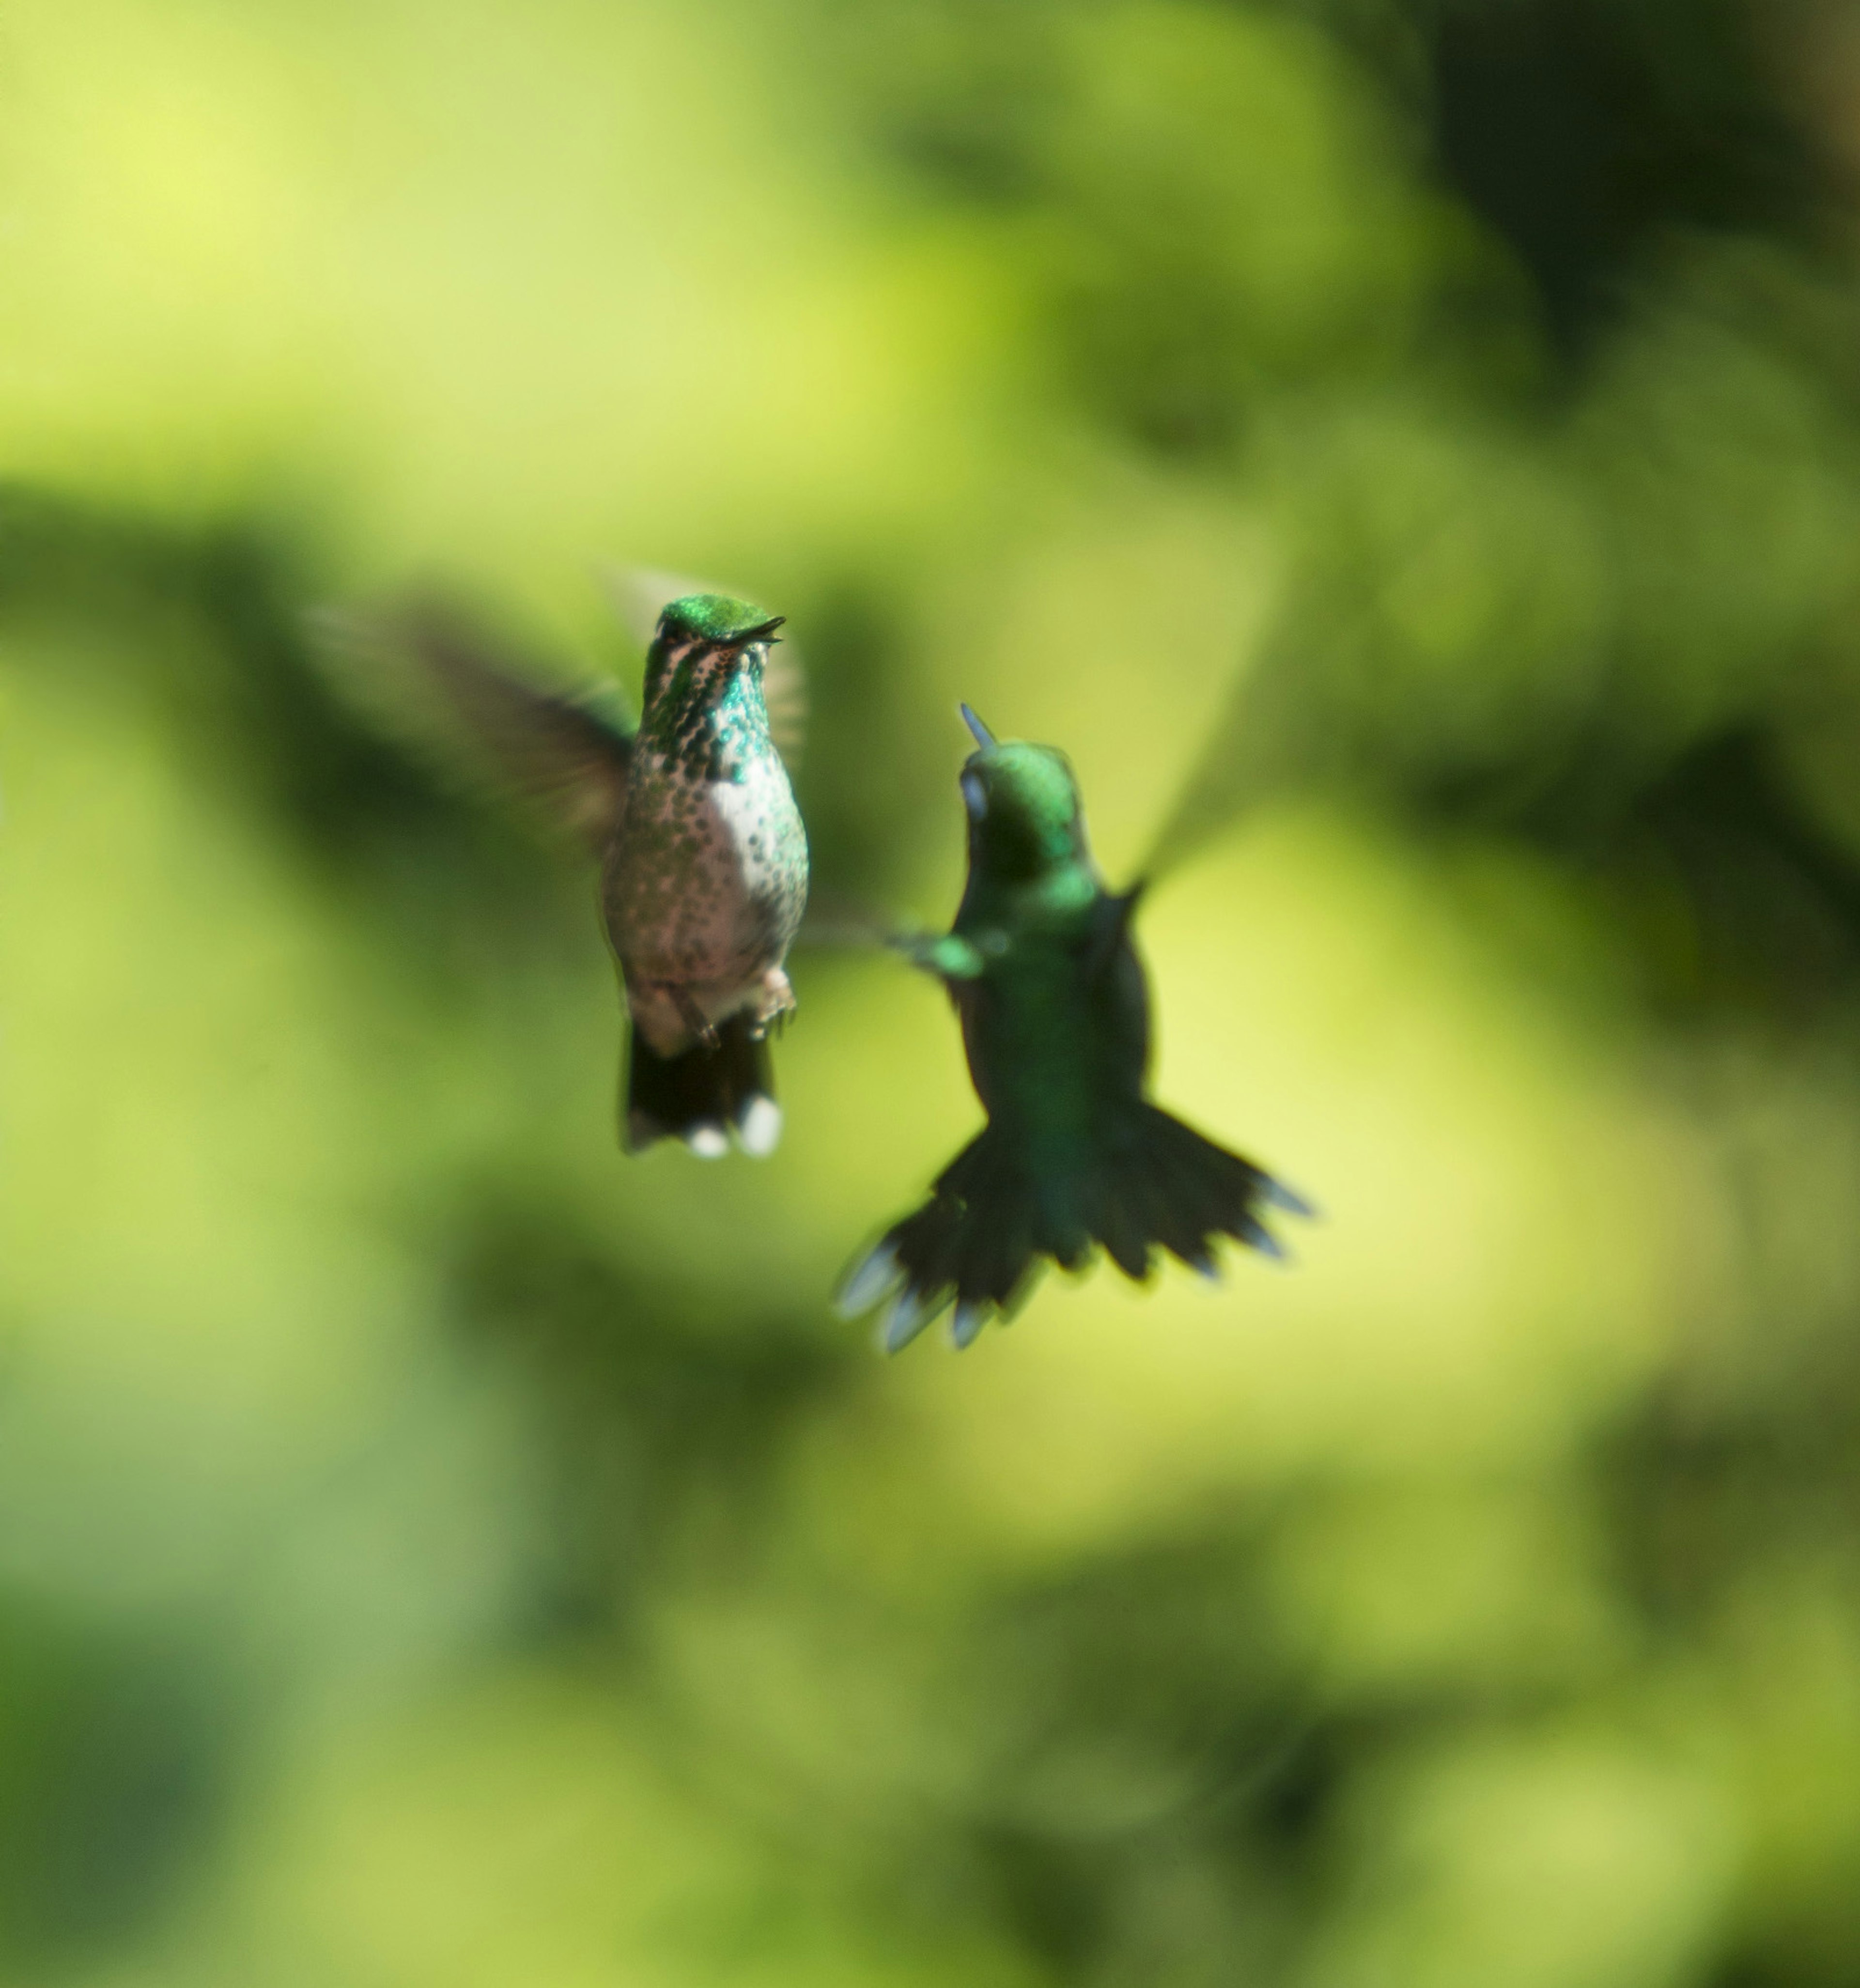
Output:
[{"left": 961, "top": 771, "right": 988, "bottom": 821}]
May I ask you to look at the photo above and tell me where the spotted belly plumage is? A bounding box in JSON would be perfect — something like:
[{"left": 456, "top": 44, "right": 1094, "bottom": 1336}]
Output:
[{"left": 605, "top": 737, "right": 808, "bottom": 1059}]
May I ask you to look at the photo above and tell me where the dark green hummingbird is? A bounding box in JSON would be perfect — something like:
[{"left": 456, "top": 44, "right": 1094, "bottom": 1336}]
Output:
[
  {"left": 360, "top": 590, "right": 808, "bottom": 1156},
  {"left": 837, "top": 706, "right": 1309, "bottom": 1352}
]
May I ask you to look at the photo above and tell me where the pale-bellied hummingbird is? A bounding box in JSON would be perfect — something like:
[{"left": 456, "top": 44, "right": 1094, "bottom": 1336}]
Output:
[
  {"left": 837, "top": 705, "right": 1309, "bottom": 1351},
  {"left": 356, "top": 590, "right": 808, "bottom": 1156}
]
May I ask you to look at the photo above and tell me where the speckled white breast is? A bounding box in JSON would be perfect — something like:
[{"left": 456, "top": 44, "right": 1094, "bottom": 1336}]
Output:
[{"left": 603, "top": 743, "right": 807, "bottom": 1023}]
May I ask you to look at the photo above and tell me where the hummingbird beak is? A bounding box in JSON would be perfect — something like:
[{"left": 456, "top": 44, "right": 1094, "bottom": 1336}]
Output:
[
  {"left": 960, "top": 703, "right": 996, "bottom": 748},
  {"left": 736, "top": 616, "right": 786, "bottom": 647}
]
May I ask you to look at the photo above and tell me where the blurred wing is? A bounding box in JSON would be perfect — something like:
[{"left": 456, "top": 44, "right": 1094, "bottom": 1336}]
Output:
[
  {"left": 314, "top": 598, "right": 634, "bottom": 856},
  {"left": 790, "top": 889, "right": 907, "bottom": 952},
  {"left": 787, "top": 887, "right": 950, "bottom": 965},
  {"left": 1136, "top": 722, "right": 1258, "bottom": 885},
  {"left": 1135, "top": 625, "right": 1301, "bottom": 883},
  {"left": 605, "top": 563, "right": 808, "bottom": 771},
  {"left": 760, "top": 644, "right": 809, "bottom": 771}
]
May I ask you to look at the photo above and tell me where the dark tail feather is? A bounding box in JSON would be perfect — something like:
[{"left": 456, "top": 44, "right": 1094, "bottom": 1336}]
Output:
[
  {"left": 624, "top": 1013, "right": 781, "bottom": 1158},
  {"left": 837, "top": 1104, "right": 1311, "bottom": 1353}
]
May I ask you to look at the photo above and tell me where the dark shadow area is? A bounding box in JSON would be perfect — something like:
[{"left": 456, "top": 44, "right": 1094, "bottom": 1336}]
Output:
[
  {"left": 0, "top": 1602, "right": 236, "bottom": 1964},
  {"left": 439, "top": 1188, "right": 854, "bottom": 1646},
  {"left": 1429, "top": 0, "right": 1824, "bottom": 355}
]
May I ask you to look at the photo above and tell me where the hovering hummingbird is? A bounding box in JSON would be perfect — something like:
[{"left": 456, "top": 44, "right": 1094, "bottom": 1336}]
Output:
[
  {"left": 837, "top": 705, "right": 1309, "bottom": 1352},
  {"left": 357, "top": 590, "right": 808, "bottom": 1156}
]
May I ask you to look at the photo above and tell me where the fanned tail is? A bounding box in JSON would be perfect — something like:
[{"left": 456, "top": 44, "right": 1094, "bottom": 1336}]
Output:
[
  {"left": 625, "top": 1013, "right": 781, "bottom": 1158},
  {"left": 837, "top": 1104, "right": 1311, "bottom": 1353}
]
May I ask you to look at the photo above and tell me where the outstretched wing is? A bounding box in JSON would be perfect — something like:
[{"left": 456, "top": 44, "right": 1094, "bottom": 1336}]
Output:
[
  {"left": 315, "top": 597, "right": 634, "bottom": 857},
  {"left": 605, "top": 564, "right": 807, "bottom": 770},
  {"left": 1133, "top": 627, "right": 1295, "bottom": 885},
  {"left": 775, "top": 884, "right": 972, "bottom": 970}
]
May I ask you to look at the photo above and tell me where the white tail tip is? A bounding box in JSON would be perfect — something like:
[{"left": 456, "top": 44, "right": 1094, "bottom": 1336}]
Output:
[
  {"left": 835, "top": 1243, "right": 899, "bottom": 1320},
  {"left": 736, "top": 1096, "right": 782, "bottom": 1158},
  {"left": 880, "top": 1286, "right": 939, "bottom": 1354},
  {"left": 950, "top": 1302, "right": 988, "bottom": 1350}
]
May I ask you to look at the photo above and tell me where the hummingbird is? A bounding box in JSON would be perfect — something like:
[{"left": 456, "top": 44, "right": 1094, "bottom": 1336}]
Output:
[
  {"left": 837, "top": 705, "right": 1309, "bottom": 1352},
  {"left": 357, "top": 590, "right": 808, "bottom": 1156}
]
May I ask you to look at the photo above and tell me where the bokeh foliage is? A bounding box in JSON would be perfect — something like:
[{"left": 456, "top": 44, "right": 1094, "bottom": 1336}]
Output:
[{"left": 5, "top": 0, "right": 1860, "bottom": 1982}]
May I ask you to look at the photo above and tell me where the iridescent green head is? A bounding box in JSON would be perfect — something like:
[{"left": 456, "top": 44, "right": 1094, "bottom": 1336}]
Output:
[
  {"left": 644, "top": 592, "right": 784, "bottom": 712},
  {"left": 956, "top": 704, "right": 1087, "bottom": 881},
  {"left": 657, "top": 593, "right": 785, "bottom": 648}
]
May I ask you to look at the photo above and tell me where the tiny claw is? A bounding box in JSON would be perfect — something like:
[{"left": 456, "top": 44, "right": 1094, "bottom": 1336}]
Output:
[
  {"left": 959, "top": 702, "right": 996, "bottom": 749},
  {"left": 670, "top": 986, "right": 721, "bottom": 1051}
]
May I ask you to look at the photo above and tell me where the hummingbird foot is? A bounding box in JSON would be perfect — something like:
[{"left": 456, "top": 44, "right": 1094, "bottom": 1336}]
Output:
[
  {"left": 667, "top": 987, "right": 722, "bottom": 1052},
  {"left": 748, "top": 966, "right": 797, "bottom": 1040}
]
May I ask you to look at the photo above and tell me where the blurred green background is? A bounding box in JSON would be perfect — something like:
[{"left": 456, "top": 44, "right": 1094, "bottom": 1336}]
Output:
[{"left": 7, "top": 0, "right": 1860, "bottom": 1981}]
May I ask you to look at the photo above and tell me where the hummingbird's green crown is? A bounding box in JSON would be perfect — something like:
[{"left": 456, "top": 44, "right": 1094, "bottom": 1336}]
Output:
[
  {"left": 961, "top": 733, "right": 1086, "bottom": 879},
  {"left": 657, "top": 594, "right": 783, "bottom": 647}
]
